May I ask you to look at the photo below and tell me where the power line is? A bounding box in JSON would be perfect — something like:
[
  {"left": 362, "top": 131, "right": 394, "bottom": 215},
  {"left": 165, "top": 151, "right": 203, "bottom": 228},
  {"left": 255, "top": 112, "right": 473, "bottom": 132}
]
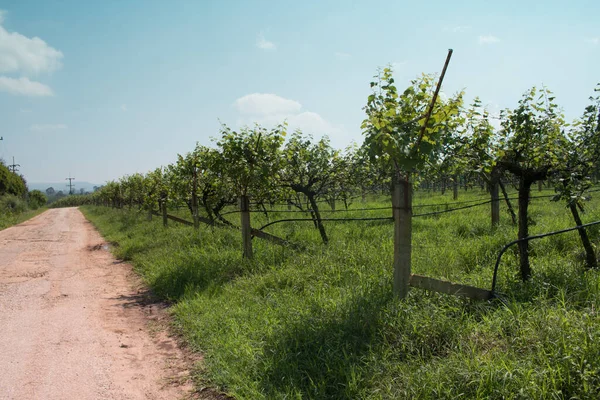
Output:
[
  {"left": 66, "top": 173, "right": 75, "bottom": 195},
  {"left": 8, "top": 156, "right": 20, "bottom": 173}
]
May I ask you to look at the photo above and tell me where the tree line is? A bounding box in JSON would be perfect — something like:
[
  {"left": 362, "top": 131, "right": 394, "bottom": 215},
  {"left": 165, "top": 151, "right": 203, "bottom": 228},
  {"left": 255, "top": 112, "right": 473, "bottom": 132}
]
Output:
[
  {"left": 59, "top": 68, "right": 600, "bottom": 282},
  {"left": 0, "top": 160, "right": 46, "bottom": 214}
]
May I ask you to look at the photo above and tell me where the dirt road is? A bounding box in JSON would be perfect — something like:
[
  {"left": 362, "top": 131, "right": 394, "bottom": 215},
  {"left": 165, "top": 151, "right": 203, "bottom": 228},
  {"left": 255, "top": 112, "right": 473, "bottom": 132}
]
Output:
[{"left": 0, "top": 208, "right": 194, "bottom": 400}]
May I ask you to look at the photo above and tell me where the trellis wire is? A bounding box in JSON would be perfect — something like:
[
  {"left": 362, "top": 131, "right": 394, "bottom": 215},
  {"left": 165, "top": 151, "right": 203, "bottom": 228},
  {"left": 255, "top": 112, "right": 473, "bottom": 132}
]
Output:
[
  {"left": 219, "top": 206, "right": 392, "bottom": 216},
  {"left": 491, "top": 219, "right": 600, "bottom": 292},
  {"left": 190, "top": 188, "right": 600, "bottom": 219},
  {"left": 255, "top": 199, "right": 500, "bottom": 231},
  {"left": 258, "top": 217, "right": 393, "bottom": 231},
  {"left": 199, "top": 198, "right": 509, "bottom": 230}
]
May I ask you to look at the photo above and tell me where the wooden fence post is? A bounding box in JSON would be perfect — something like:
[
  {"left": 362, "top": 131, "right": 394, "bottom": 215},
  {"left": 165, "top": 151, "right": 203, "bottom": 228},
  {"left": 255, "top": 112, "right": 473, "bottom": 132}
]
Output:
[
  {"left": 239, "top": 195, "right": 253, "bottom": 259},
  {"left": 192, "top": 167, "right": 199, "bottom": 230},
  {"left": 453, "top": 174, "right": 459, "bottom": 200},
  {"left": 147, "top": 207, "right": 153, "bottom": 221},
  {"left": 392, "top": 178, "right": 412, "bottom": 298},
  {"left": 491, "top": 182, "right": 500, "bottom": 228},
  {"left": 161, "top": 199, "right": 168, "bottom": 227}
]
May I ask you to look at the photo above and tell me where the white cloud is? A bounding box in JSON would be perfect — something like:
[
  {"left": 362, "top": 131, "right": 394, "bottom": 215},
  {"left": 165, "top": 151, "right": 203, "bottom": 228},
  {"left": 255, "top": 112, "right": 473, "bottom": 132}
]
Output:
[
  {"left": 334, "top": 52, "right": 351, "bottom": 60},
  {"left": 232, "top": 93, "right": 344, "bottom": 140},
  {"left": 0, "top": 11, "right": 61, "bottom": 97},
  {"left": 0, "top": 76, "right": 53, "bottom": 96},
  {"left": 30, "top": 123, "right": 67, "bottom": 132},
  {"left": 479, "top": 35, "right": 501, "bottom": 45},
  {"left": 120, "top": 104, "right": 128, "bottom": 111},
  {"left": 0, "top": 15, "right": 63, "bottom": 75},
  {"left": 585, "top": 37, "right": 599, "bottom": 45},
  {"left": 234, "top": 93, "right": 301, "bottom": 116},
  {"left": 288, "top": 111, "right": 343, "bottom": 136},
  {"left": 444, "top": 26, "right": 471, "bottom": 33},
  {"left": 256, "top": 33, "right": 276, "bottom": 50}
]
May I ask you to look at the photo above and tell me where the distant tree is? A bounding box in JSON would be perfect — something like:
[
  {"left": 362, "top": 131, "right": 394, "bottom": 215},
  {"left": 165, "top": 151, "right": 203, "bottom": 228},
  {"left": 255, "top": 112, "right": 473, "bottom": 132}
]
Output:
[
  {"left": 498, "top": 86, "right": 568, "bottom": 281},
  {"left": 326, "top": 145, "right": 358, "bottom": 210},
  {"left": 80, "top": 188, "right": 85, "bottom": 195},
  {"left": 28, "top": 190, "right": 47, "bottom": 209},
  {"left": 459, "top": 98, "right": 517, "bottom": 226},
  {"left": 19, "top": 174, "right": 28, "bottom": 192},
  {"left": 192, "top": 145, "right": 235, "bottom": 224},
  {"left": 167, "top": 148, "right": 203, "bottom": 225},
  {"left": 46, "top": 187, "right": 55, "bottom": 196},
  {"left": 216, "top": 124, "right": 285, "bottom": 199},
  {"left": 279, "top": 131, "right": 341, "bottom": 244},
  {"left": 120, "top": 174, "right": 145, "bottom": 209},
  {"left": 143, "top": 168, "right": 169, "bottom": 215},
  {"left": 552, "top": 83, "right": 600, "bottom": 269},
  {"left": 0, "top": 162, "right": 27, "bottom": 197}
]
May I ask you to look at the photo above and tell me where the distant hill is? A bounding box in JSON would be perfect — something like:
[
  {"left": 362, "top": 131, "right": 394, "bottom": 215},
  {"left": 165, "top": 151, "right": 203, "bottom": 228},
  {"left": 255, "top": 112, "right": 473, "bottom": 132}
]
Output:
[{"left": 28, "top": 181, "right": 102, "bottom": 194}]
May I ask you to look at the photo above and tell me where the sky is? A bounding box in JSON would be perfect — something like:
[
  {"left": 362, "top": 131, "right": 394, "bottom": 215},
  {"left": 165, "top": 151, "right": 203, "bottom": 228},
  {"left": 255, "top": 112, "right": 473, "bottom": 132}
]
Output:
[{"left": 0, "top": 0, "right": 598, "bottom": 185}]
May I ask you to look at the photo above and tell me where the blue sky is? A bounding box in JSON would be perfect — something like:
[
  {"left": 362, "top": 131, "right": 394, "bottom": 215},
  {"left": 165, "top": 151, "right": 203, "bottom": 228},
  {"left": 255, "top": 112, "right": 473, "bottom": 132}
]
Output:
[{"left": 0, "top": 0, "right": 598, "bottom": 185}]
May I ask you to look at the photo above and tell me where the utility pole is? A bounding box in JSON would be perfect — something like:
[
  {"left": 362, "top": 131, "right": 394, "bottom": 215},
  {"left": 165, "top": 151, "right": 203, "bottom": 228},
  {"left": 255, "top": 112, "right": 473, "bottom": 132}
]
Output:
[
  {"left": 66, "top": 173, "right": 75, "bottom": 195},
  {"left": 8, "top": 156, "right": 20, "bottom": 173}
]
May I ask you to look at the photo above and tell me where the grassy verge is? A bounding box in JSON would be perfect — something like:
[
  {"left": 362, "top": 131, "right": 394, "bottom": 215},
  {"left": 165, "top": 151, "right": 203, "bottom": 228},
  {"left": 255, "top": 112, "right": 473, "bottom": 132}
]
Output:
[
  {"left": 81, "top": 189, "right": 600, "bottom": 399},
  {"left": 0, "top": 207, "right": 47, "bottom": 231}
]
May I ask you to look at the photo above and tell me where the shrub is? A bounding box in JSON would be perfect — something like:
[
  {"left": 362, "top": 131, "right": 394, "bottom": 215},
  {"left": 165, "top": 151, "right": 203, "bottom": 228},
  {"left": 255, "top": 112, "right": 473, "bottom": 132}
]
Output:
[
  {"left": 28, "top": 190, "right": 47, "bottom": 209},
  {"left": 0, "top": 162, "right": 27, "bottom": 197},
  {"left": 0, "top": 194, "right": 28, "bottom": 214}
]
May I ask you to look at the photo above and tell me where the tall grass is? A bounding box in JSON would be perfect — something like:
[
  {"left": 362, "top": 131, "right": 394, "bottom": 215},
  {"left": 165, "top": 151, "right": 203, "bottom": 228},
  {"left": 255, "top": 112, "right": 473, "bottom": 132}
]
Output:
[
  {"left": 81, "top": 187, "right": 600, "bottom": 399},
  {"left": 0, "top": 194, "right": 46, "bottom": 230}
]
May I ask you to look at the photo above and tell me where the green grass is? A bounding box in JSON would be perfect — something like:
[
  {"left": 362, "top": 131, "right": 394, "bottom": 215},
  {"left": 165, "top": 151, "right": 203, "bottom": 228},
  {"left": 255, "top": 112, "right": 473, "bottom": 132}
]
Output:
[
  {"left": 0, "top": 207, "right": 47, "bottom": 230},
  {"left": 81, "top": 188, "right": 600, "bottom": 399}
]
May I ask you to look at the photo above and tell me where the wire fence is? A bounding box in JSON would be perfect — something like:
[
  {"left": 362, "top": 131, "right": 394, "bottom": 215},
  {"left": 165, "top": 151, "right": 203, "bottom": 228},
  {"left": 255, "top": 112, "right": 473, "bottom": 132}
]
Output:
[
  {"left": 171, "top": 186, "right": 600, "bottom": 213},
  {"left": 258, "top": 216, "right": 393, "bottom": 231},
  {"left": 156, "top": 187, "right": 600, "bottom": 299},
  {"left": 216, "top": 198, "right": 499, "bottom": 231},
  {"left": 216, "top": 187, "right": 599, "bottom": 217},
  {"left": 491, "top": 219, "right": 600, "bottom": 292},
  {"left": 173, "top": 189, "right": 598, "bottom": 231},
  {"left": 219, "top": 205, "right": 394, "bottom": 216},
  {"left": 164, "top": 186, "right": 600, "bottom": 248}
]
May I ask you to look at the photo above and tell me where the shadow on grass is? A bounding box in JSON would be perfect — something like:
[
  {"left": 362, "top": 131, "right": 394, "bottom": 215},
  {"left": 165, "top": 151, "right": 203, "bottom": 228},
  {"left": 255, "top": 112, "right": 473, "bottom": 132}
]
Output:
[
  {"left": 492, "top": 256, "right": 600, "bottom": 309},
  {"left": 148, "top": 234, "right": 298, "bottom": 301},
  {"left": 258, "top": 287, "right": 393, "bottom": 399},
  {"left": 151, "top": 254, "right": 266, "bottom": 300},
  {"left": 114, "top": 238, "right": 169, "bottom": 261},
  {"left": 257, "top": 285, "right": 509, "bottom": 399}
]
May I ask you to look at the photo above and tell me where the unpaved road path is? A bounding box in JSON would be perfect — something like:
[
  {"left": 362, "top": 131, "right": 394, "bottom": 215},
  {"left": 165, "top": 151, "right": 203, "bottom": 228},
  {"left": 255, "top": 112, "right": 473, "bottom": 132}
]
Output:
[{"left": 0, "top": 208, "right": 195, "bottom": 400}]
